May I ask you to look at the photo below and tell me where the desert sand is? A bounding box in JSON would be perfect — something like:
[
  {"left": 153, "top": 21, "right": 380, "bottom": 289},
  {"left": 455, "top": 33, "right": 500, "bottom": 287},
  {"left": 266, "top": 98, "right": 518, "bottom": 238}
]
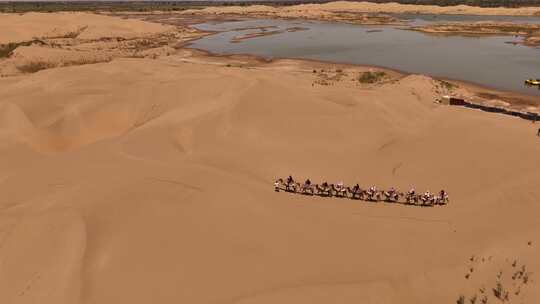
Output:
[
  {"left": 183, "top": 1, "right": 540, "bottom": 18},
  {"left": 0, "top": 12, "right": 201, "bottom": 77},
  {"left": 1, "top": 10, "right": 539, "bottom": 304}
]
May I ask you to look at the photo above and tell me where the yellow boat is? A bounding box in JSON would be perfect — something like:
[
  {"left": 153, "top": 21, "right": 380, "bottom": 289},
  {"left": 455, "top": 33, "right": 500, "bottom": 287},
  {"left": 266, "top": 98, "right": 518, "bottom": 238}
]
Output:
[{"left": 525, "top": 79, "right": 540, "bottom": 86}]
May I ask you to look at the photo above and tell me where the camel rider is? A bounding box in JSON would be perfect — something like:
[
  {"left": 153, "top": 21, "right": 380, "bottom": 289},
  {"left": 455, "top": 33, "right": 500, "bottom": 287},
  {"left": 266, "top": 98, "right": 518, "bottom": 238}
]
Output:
[
  {"left": 322, "top": 181, "right": 328, "bottom": 189},
  {"left": 369, "top": 186, "right": 376, "bottom": 194},
  {"left": 286, "top": 175, "right": 294, "bottom": 185},
  {"left": 409, "top": 188, "right": 416, "bottom": 195},
  {"left": 353, "top": 183, "right": 360, "bottom": 192},
  {"left": 440, "top": 190, "right": 447, "bottom": 199},
  {"left": 274, "top": 180, "right": 281, "bottom": 192},
  {"left": 337, "top": 181, "right": 344, "bottom": 190},
  {"left": 305, "top": 179, "right": 311, "bottom": 186}
]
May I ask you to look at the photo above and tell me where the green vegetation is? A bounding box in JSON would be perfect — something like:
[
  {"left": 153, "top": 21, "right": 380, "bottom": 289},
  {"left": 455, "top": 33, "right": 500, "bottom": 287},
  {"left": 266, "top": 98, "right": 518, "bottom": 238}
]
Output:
[
  {"left": 438, "top": 79, "right": 457, "bottom": 90},
  {"left": 357, "top": 71, "right": 386, "bottom": 84}
]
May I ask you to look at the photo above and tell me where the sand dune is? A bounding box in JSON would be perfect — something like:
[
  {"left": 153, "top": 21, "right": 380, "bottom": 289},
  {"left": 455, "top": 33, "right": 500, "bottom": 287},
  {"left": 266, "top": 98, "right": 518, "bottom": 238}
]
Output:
[
  {"left": 0, "top": 11, "right": 539, "bottom": 304},
  {"left": 0, "top": 12, "right": 173, "bottom": 44},
  {"left": 1, "top": 55, "right": 539, "bottom": 304},
  {"left": 184, "top": 1, "right": 540, "bottom": 17},
  {"left": 0, "top": 12, "right": 197, "bottom": 77}
]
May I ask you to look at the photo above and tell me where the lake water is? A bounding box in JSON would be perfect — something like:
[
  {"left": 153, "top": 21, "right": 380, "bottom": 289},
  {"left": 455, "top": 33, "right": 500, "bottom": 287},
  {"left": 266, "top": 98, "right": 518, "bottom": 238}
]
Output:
[{"left": 190, "top": 16, "right": 540, "bottom": 96}]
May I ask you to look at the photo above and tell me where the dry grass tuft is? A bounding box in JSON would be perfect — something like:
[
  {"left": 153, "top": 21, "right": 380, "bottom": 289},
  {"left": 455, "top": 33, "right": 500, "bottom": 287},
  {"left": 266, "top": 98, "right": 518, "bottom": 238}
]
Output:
[
  {"left": 16, "top": 61, "right": 56, "bottom": 73},
  {"left": 48, "top": 26, "right": 88, "bottom": 39},
  {"left": 16, "top": 57, "right": 111, "bottom": 73}
]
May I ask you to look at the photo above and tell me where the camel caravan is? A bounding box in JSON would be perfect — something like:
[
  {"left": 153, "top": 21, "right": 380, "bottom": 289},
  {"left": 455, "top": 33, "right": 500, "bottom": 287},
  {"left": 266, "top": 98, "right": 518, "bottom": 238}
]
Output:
[{"left": 274, "top": 176, "right": 449, "bottom": 207}]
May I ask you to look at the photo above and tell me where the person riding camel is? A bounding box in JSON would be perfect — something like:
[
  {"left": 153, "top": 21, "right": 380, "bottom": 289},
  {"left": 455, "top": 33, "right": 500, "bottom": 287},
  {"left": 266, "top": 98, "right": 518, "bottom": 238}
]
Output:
[
  {"left": 336, "top": 181, "right": 344, "bottom": 190},
  {"left": 423, "top": 191, "right": 431, "bottom": 202},
  {"left": 274, "top": 179, "right": 281, "bottom": 192},
  {"left": 386, "top": 187, "right": 397, "bottom": 200},
  {"left": 405, "top": 188, "right": 416, "bottom": 203},
  {"left": 353, "top": 183, "right": 360, "bottom": 192},
  {"left": 439, "top": 189, "right": 448, "bottom": 202},
  {"left": 286, "top": 175, "right": 294, "bottom": 185},
  {"left": 305, "top": 179, "right": 311, "bottom": 186}
]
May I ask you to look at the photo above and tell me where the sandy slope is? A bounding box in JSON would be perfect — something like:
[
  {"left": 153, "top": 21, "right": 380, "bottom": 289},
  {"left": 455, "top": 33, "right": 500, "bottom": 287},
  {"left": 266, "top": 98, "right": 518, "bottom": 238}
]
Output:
[
  {"left": 0, "top": 55, "right": 539, "bottom": 304},
  {"left": 0, "top": 12, "right": 201, "bottom": 77},
  {"left": 184, "top": 1, "right": 540, "bottom": 16},
  {"left": 1, "top": 11, "right": 540, "bottom": 304},
  {"left": 0, "top": 12, "right": 173, "bottom": 44}
]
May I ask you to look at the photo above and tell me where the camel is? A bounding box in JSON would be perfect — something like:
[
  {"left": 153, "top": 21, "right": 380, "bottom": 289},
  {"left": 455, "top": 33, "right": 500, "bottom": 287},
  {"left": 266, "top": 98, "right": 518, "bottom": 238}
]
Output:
[
  {"left": 274, "top": 178, "right": 283, "bottom": 192},
  {"left": 331, "top": 184, "right": 348, "bottom": 198},
  {"left": 382, "top": 189, "right": 401, "bottom": 203},
  {"left": 347, "top": 185, "right": 365, "bottom": 200},
  {"left": 275, "top": 177, "right": 449, "bottom": 207},
  {"left": 285, "top": 181, "right": 299, "bottom": 192},
  {"left": 435, "top": 193, "right": 449, "bottom": 205},
  {"left": 366, "top": 188, "right": 381, "bottom": 202},
  {"left": 420, "top": 193, "right": 435, "bottom": 206},
  {"left": 300, "top": 183, "right": 315, "bottom": 195},
  {"left": 315, "top": 183, "right": 332, "bottom": 197},
  {"left": 405, "top": 192, "right": 419, "bottom": 205}
]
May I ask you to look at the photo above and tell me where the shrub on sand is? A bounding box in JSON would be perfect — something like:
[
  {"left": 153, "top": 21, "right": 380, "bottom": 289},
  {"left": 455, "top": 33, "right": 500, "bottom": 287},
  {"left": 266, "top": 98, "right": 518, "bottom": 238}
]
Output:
[
  {"left": 16, "top": 61, "right": 56, "bottom": 73},
  {"left": 358, "top": 71, "right": 386, "bottom": 84},
  {"left": 439, "top": 79, "right": 457, "bottom": 90},
  {"left": 0, "top": 43, "right": 19, "bottom": 58}
]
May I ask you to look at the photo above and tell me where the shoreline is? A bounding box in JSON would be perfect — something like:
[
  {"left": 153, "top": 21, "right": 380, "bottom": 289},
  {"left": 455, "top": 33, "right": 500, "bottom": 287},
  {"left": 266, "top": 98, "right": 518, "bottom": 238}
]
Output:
[
  {"left": 183, "top": 12, "right": 540, "bottom": 47},
  {"left": 174, "top": 11, "right": 540, "bottom": 110},
  {"left": 183, "top": 42, "right": 540, "bottom": 111},
  {"left": 408, "top": 22, "right": 540, "bottom": 47}
]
